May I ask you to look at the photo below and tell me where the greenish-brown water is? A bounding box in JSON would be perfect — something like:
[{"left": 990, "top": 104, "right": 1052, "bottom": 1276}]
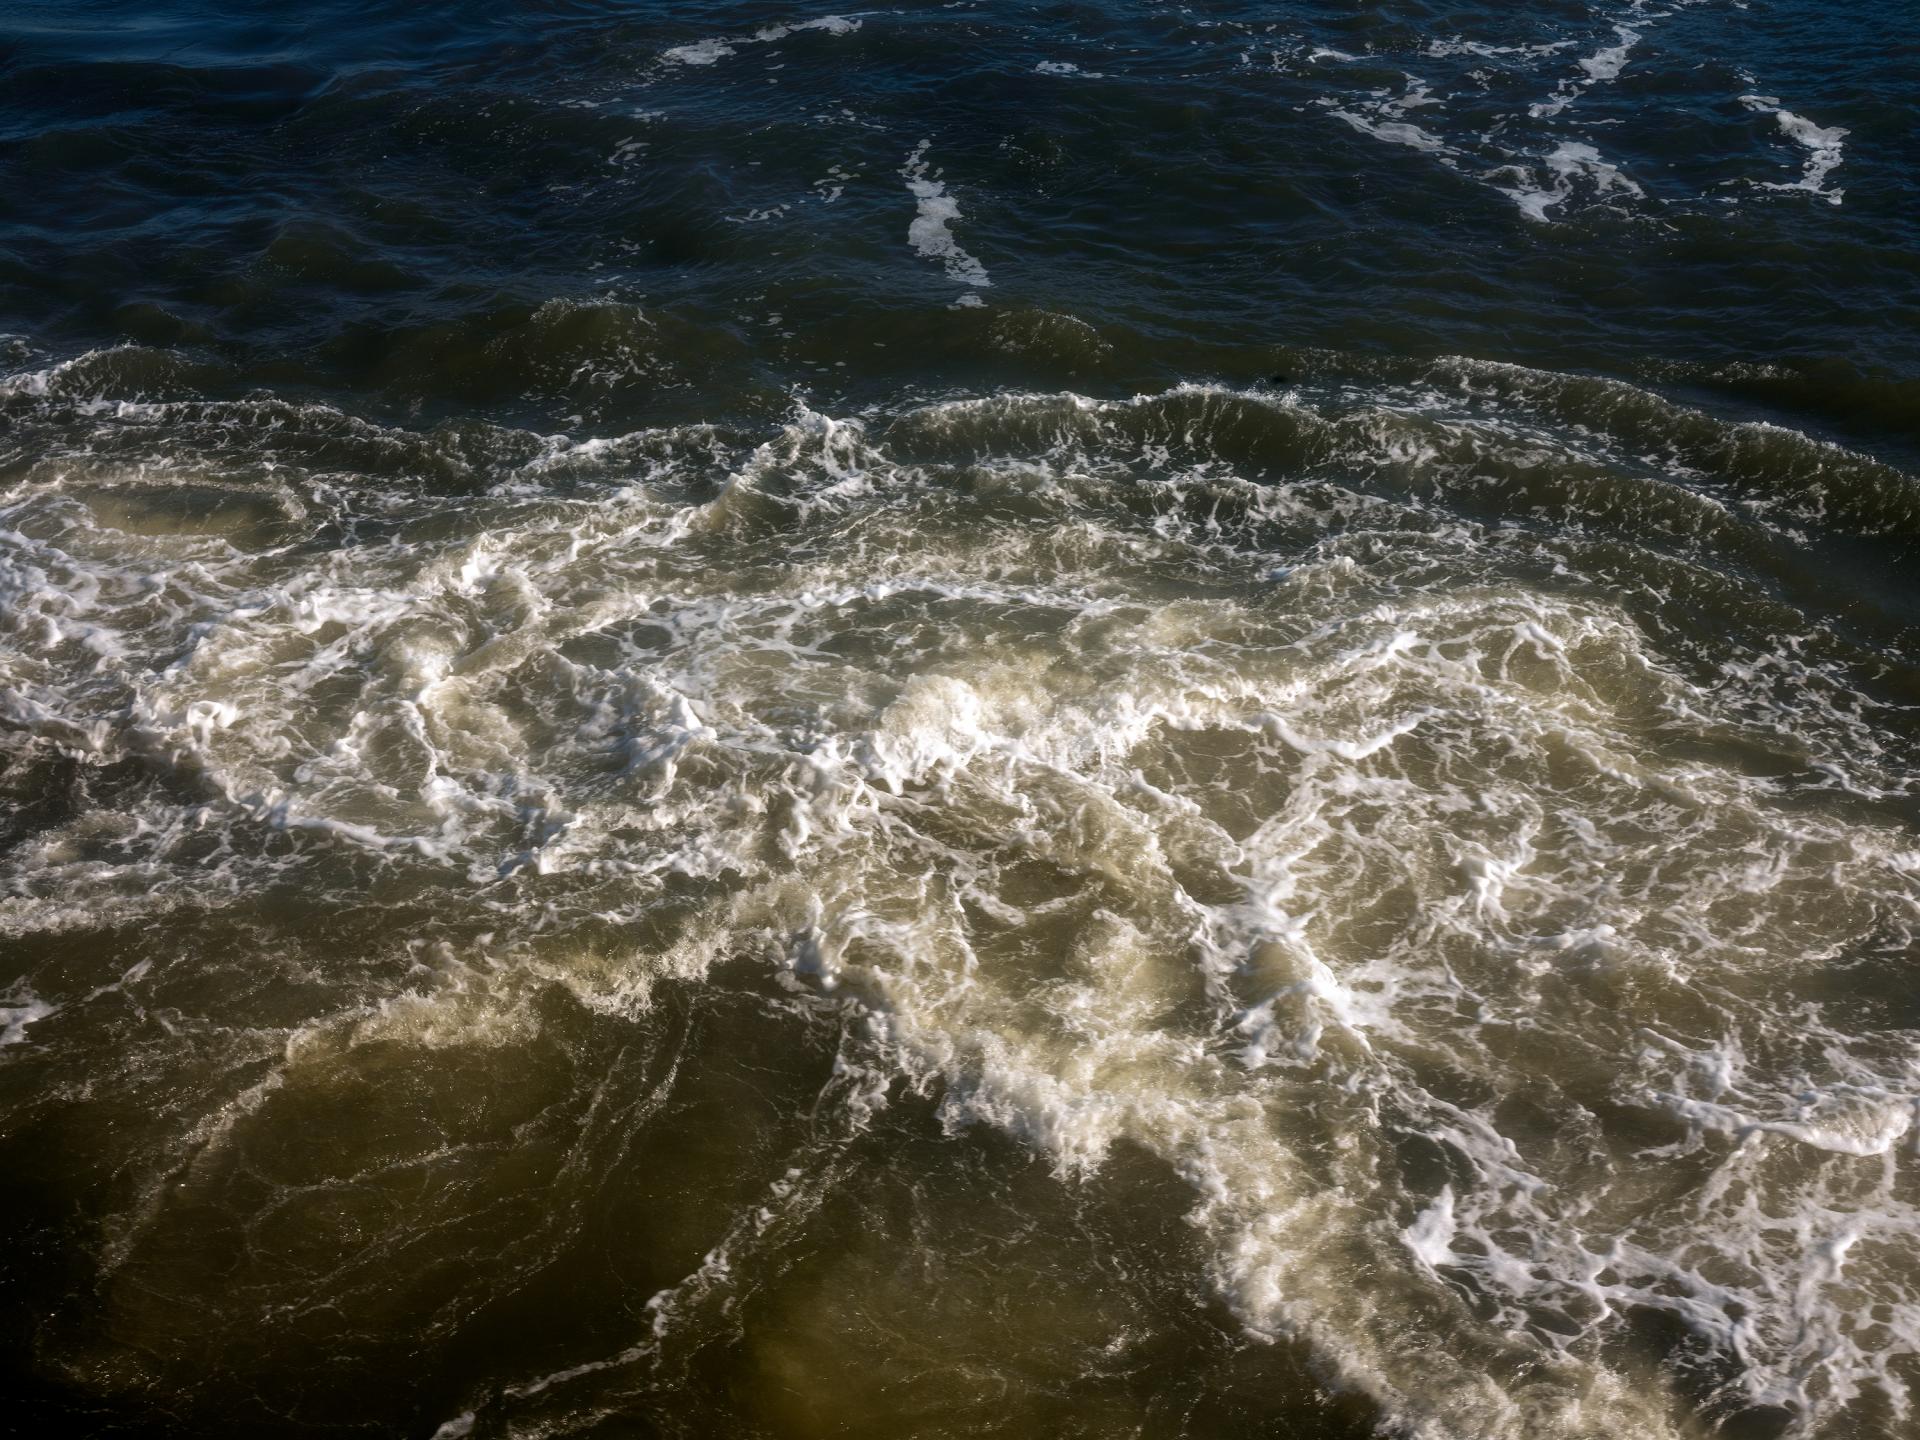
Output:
[
  {"left": 5, "top": 3, "right": 1920, "bottom": 1437},
  {"left": 6, "top": 377, "right": 1920, "bottom": 1439}
]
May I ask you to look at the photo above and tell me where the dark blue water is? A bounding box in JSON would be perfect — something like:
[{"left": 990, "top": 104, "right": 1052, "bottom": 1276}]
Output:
[
  {"left": 6, "top": 1, "right": 1917, "bottom": 440},
  {"left": 4, "top": 4, "right": 1919, "bottom": 1438}
]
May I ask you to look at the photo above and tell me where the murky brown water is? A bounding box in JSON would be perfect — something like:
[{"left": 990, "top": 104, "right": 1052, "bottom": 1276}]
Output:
[{"left": 6, "top": 366, "right": 1919, "bottom": 1437}]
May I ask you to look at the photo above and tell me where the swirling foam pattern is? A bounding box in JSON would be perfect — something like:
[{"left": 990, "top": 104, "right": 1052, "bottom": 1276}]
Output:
[{"left": 2, "top": 2, "right": 1917, "bottom": 1437}]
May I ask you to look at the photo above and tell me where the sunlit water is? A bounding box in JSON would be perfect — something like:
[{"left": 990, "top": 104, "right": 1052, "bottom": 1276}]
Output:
[{"left": 3, "top": 4, "right": 1918, "bottom": 1438}]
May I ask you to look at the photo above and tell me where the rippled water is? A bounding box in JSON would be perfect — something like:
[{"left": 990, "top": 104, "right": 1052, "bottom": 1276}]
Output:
[{"left": 3, "top": 4, "right": 1918, "bottom": 1438}]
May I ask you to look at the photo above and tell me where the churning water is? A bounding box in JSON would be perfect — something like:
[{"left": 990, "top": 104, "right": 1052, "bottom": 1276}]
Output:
[{"left": 3, "top": 4, "right": 1918, "bottom": 1438}]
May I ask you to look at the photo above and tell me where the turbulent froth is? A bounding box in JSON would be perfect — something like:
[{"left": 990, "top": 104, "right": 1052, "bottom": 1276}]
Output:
[
  {"left": 3, "top": 0, "right": 1917, "bottom": 1434},
  {"left": 4, "top": 356, "right": 1918, "bottom": 1438}
]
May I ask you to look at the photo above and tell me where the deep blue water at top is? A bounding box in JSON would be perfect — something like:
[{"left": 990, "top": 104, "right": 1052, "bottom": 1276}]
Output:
[{"left": 2, "top": 0, "right": 1915, "bottom": 454}]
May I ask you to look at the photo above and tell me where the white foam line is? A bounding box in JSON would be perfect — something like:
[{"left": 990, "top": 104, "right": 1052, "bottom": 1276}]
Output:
[
  {"left": 900, "top": 141, "right": 992, "bottom": 303},
  {"left": 1326, "top": 109, "right": 1450, "bottom": 154},
  {"left": 1035, "top": 60, "right": 1106, "bottom": 79},
  {"left": 1425, "top": 38, "right": 1575, "bottom": 60},
  {"left": 0, "top": 988, "right": 53, "bottom": 1047},
  {"left": 1530, "top": 22, "right": 1641, "bottom": 118},
  {"left": 663, "top": 13, "right": 862, "bottom": 66},
  {"left": 1318, "top": 78, "right": 1455, "bottom": 158},
  {"left": 1741, "top": 94, "right": 1848, "bottom": 204},
  {"left": 1492, "top": 140, "right": 1644, "bottom": 221}
]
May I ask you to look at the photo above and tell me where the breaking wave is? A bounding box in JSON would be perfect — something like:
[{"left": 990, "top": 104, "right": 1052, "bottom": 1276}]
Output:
[{"left": 5, "top": 354, "right": 1919, "bottom": 1437}]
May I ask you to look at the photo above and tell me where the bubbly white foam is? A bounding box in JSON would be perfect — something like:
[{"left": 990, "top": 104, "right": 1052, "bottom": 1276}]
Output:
[
  {"left": 1741, "top": 94, "right": 1848, "bottom": 204},
  {"left": 663, "top": 14, "right": 862, "bottom": 67},
  {"left": 0, "top": 987, "right": 52, "bottom": 1047},
  {"left": 1531, "top": 23, "right": 1641, "bottom": 118},
  {"left": 663, "top": 38, "right": 734, "bottom": 66},
  {"left": 6, "top": 373, "right": 1918, "bottom": 1439},
  {"left": 1426, "top": 38, "right": 1574, "bottom": 60},
  {"left": 1318, "top": 79, "right": 1455, "bottom": 158},
  {"left": 900, "top": 141, "right": 993, "bottom": 292},
  {"left": 1494, "top": 140, "right": 1645, "bottom": 221},
  {"left": 1299, "top": 0, "right": 1841, "bottom": 223}
]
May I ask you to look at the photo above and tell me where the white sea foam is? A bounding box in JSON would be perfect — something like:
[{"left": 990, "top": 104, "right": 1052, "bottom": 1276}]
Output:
[
  {"left": 1494, "top": 140, "right": 1644, "bottom": 221},
  {"left": 1426, "top": 38, "right": 1574, "bottom": 60},
  {"left": 662, "top": 38, "right": 735, "bottom": 66},
  {"left": 1741, "top": 94, "right": 1849, "bottom": 203},
  {"left": 1325, "top": 108, "right": 1449, "bottom": 153},
  {"left": 0, "top": 988, "right": 52, "bottom": 1047},
  {"left": 1529, "top": 23, "right": 1640, "bottom": 117},
  {"left": 1579, "top": 26, "right": 1640, "bottom": 81},
  {"left": 1307, "top": 0, "right": 1815, "bottom": 222},
  {"left": 1319, "top": 79, "right": 1455, "bottom": 157},
  {"left": 1035, "top": 60, "right": 1105, "bottom": 78},
  {"left": 6, "top": 373, "right": 1918, "bottom": 1439},
  {"left": 900, "top": 140, "right": 992, "bottom": 291},
  {"left": 664, "top": 14, "right": 862, "bottom": 66}
]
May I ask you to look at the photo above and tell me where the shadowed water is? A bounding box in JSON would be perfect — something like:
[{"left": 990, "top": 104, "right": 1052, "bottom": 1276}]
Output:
[{"left": 2, "top": 3, "right": 1918, "bottom": 1438}]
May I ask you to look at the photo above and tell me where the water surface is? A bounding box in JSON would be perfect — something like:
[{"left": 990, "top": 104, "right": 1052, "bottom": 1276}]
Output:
[{"left": 3, "top": 3, "right": 1919, "bottom": 1437}]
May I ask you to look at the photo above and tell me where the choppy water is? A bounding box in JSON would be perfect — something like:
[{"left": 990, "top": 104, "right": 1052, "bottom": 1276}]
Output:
[{"left": 4, "top": 4, "right": 1919, "bottom": 1437}]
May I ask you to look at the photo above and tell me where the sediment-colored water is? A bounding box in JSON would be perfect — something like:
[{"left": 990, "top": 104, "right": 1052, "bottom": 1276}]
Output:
[{"left": 3, "top": 4, "right": 1917, "bottom": 1437}]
